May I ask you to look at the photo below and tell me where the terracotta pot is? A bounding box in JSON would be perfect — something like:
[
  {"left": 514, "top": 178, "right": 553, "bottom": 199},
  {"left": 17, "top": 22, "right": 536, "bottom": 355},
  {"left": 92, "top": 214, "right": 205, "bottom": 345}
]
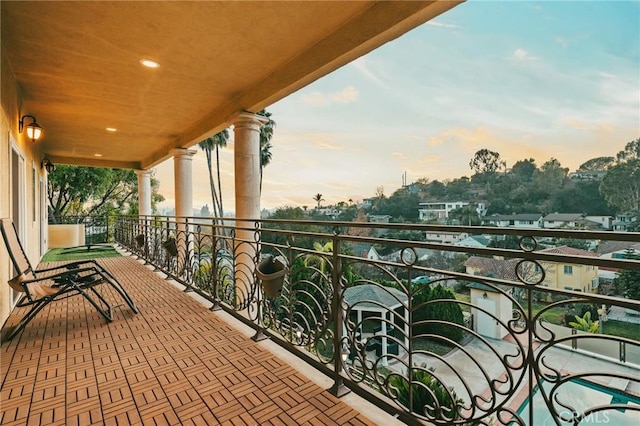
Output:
[{"left": 256, "top": 255, "right": 287, "bottom": 298}]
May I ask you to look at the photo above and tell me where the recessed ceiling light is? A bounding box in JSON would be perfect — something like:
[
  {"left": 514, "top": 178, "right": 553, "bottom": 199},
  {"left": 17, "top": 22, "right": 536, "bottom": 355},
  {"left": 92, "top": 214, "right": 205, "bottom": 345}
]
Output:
[
  {"left": 94, "top": 153, "right": 103, "bottom": 157},
  {"left": 106, "top": 127, "right": 117, "bottom": 132},
  {"left": 140, "top": 58, "right": 160, "bottom": 68}
]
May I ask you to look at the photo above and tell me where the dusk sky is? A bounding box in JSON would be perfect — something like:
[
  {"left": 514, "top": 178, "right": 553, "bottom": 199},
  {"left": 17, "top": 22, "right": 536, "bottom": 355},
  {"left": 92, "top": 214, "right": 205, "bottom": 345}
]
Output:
[{"left": 156, "top": 0, "right": 640, "bottom": 213}]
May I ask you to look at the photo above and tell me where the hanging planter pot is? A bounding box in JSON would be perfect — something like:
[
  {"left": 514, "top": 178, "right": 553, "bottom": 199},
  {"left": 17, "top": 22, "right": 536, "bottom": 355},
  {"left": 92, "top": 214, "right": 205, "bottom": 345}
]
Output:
[
  {"left": 162, "top": 237, "right": 178, "bottom": 257},
  {"left": 135, "top": 234, "right": 145, "bottom": 247},
  {"left": 256, "top": 255, "right": 287, "bottom": 298}
]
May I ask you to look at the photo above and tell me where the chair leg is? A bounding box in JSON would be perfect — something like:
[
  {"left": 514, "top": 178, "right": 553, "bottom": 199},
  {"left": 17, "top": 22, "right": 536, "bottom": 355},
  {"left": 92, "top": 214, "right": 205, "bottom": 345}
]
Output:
[
  {"left": 76, "top": 262, "right": 138, "bottom": 314},
  {"left": 102, "top": 274, "right": 138, "bottom": 313},
  {"left": 73, "top": 284, "right": 113, "bottom": 322},
  {"left": 5, "top": 299, "right": 51, "bottom": 341}
]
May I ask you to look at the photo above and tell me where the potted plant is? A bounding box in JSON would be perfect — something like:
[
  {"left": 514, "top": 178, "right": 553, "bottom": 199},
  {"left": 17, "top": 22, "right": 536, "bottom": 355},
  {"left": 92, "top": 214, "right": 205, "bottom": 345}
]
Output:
[
  {"left": 162, "top": 237, "right": 178, "bottom": 257},
  {"left": 256, "top": 254, "right": 287, "bottom": 298},
  {"left": 135, "top": 234, "right": 145, "bottom": 247}
]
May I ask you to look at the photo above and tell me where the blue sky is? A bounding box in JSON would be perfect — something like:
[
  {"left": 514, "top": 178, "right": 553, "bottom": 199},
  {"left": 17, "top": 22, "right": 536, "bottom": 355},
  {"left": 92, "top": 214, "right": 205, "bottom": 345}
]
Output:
[{"left": 157, "top": 0, "right": 640, "bottom": 212}]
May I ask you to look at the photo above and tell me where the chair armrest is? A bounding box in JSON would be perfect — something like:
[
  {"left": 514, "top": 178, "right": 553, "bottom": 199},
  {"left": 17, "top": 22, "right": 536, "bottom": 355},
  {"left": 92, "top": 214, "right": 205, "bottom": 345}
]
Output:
[
  {"left": 36, "top": 260, "right": 99, "bottom": 274},
  {"left": 9, "top": 273, "right": 61, "bottom": 298}
]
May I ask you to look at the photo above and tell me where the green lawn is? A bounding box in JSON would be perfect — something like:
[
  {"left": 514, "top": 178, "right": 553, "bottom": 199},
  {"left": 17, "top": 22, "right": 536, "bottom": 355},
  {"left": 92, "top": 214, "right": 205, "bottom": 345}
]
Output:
[
  {"left": 42, "top": 245, "right": 121, "bottom": 262},
  {"left": 602, "top": 320, "right": 640, "bottom": 340}
]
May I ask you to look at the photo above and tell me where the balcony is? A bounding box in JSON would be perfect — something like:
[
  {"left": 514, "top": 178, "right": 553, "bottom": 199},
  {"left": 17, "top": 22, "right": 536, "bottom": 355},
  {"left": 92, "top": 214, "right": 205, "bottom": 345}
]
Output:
[
  {"left": 1, "top": 253, "right": 388, "bottom": 425},
  {"left": 2, "top": 216, "right": 640, "bottom": 425}
]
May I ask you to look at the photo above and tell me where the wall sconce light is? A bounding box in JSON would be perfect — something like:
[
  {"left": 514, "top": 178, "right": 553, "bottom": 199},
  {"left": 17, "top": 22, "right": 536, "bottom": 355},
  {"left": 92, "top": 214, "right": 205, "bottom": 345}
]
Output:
[
  {"left": 19, "top": 115, "right": 44, "bottom": 143},
  {"left": 482, "top": 292, "right": 488, "bottom": 299},
  {"left": 41, "top": 158, "right": 55, "bottom": 173}
]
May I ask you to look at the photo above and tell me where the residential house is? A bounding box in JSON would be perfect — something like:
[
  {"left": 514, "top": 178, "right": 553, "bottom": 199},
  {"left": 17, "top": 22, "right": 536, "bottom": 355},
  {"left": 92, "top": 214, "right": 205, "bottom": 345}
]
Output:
[
  {"left": 368, "top": 215, "right": 393, "bottom": 224},
  {"left": 424, "top": 231, "right": 468, "bottom": 244},
  {"left": 584, "top": 215, "right": 614, "bottom": 231},
  {"left": 482, "top": 213, "right": 542, "bottom": 229},
  {"left": 455, "top": 235, "right": 491, "bottom": 248},
  {"left": 542, "top": 213, "right": 584, "bottom": 228},
  {"left": 538, "top": 246, "right": 598, "bottom": 293},
  {"left": 316, "top": 207, "right": 340, "bottom": 219},
  {"left": 612, "top": 212, "right": 638, "bottom": 231},
  {"left": 569, "top": 170, "right": 607, "bottom": 181},
  {"left": 596, "top": 240, "right": 640, "bottom": 293},
  {"left": 418, "top": 201, "right": 487, "bottom": 222},
  {"left": 464, "top": 256, "right": 520, "bottom": 281},
  {"left": 597, "top": 241, "right": 640, "bottom": 259}
]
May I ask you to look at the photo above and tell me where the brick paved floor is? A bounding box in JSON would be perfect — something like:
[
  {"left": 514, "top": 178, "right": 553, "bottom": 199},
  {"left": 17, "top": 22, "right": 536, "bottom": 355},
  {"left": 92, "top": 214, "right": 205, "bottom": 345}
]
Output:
[{"left": 1, "top": 255, "right": 378, "bottom": 425}]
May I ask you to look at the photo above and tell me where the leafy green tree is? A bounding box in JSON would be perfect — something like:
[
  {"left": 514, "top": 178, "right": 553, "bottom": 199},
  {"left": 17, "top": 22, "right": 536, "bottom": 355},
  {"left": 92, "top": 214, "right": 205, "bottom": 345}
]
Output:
[
  {"left": 536, "top": 158, "right": 569, "bottom": 191},
  {"left": 599, "top": 138, "right": 640, "bottom": 212},
  {"left": 425, "top": 180, "right": 447, "bottom": 198},
  {"left": 257, "top": 109, "right": 276, "bottom": 192},
  {"left": 550, "top": 180, "right": 613, "bottom": 216},
  {"left": 412, "top": 284, "right": 464, "bottom": 342},
  {"left": 48, "top": 166, "right": 162, "bottom": 218},
  {"left": 485, "top": 197, "right": 510, "bottom": 215},
  {"left": 198, "top": 129, "right": 230, "bottom": 220},
  {"left": 600, "top": 159, "right": 640, "bottom": 212},
  {"left": 469, "top": 148, "right": 506, "bottom": 175},
  {"left": 578, "top": 156, "right": 615, "bottom": 171},
  {"left": 372, "top": 188, "right": 420, "bottom": 222},
  {"left": 445, "top": 177, "right": 472, "bottom": 200},
  {"left": 448, "top": 205, "right": 481, "bottom": 225},
  {"left": 615, "top": 137, "right": 640, "bottom": 162},
  {"left": 469, "top": 148, "right": 506, "bottom": 190},
  {"left": 616, "top": 249, "right": 640, "bottom": 300},
  {"left": 510, "top": 158, "right": 537, "bottom": 183},
  {"left": 262, "top": 206, "right": 321, "bottom": 250}
]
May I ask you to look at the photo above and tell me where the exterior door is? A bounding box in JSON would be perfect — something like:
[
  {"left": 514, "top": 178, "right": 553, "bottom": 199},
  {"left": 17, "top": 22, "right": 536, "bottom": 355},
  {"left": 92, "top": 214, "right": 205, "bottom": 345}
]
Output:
[
  {"left": 10, "top": 142, "right": 26, "bottom": 305},
  {"left": 477, "top": 297, "right": 497, "bottom": 339},
  {"left": 40, "top": 177, "right": 47, "bottom": 256}
]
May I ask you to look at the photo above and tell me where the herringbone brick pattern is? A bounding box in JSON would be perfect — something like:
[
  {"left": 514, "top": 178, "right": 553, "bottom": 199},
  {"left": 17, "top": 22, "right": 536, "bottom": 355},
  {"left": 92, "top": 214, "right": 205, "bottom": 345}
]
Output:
[{"left": 1, "top": 255, "right": 377, "bottom": 425}]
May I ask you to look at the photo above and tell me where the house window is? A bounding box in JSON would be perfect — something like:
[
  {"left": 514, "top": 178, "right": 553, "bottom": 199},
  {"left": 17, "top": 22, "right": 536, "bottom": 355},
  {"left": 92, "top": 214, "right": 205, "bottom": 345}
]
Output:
[{"left": 563, "top": 265, "right": 573, "bottom": 275}]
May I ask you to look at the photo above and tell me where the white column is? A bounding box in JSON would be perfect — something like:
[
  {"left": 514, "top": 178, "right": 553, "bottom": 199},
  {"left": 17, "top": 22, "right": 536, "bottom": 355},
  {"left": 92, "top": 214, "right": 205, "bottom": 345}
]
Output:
[
  {"left": 135, "top": 169, "right": 152, "bottom": 217},
  {"left": 231, "top": 111, "right": 268, "bottom": 301},
  {"left": 171, "top": 148, "right": 197, "bottom": 219},
  {"left": 232, "top": 111, "right": 268, "bottom": 223},
  {"left": 171, "top": 148, "right": 197, "bottom": 275}
]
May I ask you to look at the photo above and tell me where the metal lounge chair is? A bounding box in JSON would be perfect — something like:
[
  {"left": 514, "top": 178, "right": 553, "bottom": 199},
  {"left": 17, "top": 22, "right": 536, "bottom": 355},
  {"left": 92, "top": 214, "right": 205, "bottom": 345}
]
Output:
[{"left": 1, "top": 217, "right": 138, "bottom": 341}]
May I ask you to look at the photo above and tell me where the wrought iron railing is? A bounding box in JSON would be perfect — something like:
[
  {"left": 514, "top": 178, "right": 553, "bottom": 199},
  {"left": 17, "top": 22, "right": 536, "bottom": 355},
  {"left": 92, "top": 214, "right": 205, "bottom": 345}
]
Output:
[{"left": 111, "top": 215, "right": 640, "bottom": 425}]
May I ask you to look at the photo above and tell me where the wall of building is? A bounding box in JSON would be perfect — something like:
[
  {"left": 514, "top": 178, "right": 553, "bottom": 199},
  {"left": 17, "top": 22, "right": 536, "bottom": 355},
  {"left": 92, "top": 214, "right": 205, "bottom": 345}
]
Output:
[
  {"left": 1, "top": 45, "right": 46, "bottom": 332},
  {"left": 541, "top": 261, "right": 598, "bottom": 293}
]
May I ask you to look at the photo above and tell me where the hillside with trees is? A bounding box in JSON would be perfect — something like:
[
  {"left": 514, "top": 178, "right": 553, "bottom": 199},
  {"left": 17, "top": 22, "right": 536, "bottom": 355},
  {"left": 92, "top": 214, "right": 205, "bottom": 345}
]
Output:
[{"left": 358, "top": 138, "right": 639, "bottom": 224}]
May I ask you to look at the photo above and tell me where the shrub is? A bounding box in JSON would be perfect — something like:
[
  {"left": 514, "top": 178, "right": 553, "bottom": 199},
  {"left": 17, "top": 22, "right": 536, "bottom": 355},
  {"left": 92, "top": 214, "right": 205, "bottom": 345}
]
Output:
[{"left": 388, "top": 365, "right": 464, "bottom": 422}]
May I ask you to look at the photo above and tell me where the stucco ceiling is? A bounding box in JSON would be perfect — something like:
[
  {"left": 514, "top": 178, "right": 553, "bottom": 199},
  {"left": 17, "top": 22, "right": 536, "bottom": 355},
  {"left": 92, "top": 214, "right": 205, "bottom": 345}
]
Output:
[{"left": 2, "top": 1, "right": 461, "bottom": 170}]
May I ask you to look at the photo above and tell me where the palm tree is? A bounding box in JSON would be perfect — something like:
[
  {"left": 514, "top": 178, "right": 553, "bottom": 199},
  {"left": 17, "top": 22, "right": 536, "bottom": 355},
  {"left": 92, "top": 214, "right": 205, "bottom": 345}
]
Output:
[
  {"left": 257, "top": 109, "right": 276, "bottom": 192},
  {"left": 304, "top": 241, "right": 333, "bottom": 276},
  {"left": 313, "top": 193, "right": 324, "bottom": 209},
  {"left": 198, "top": 129, "right": 230, "bottom": 222}
]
